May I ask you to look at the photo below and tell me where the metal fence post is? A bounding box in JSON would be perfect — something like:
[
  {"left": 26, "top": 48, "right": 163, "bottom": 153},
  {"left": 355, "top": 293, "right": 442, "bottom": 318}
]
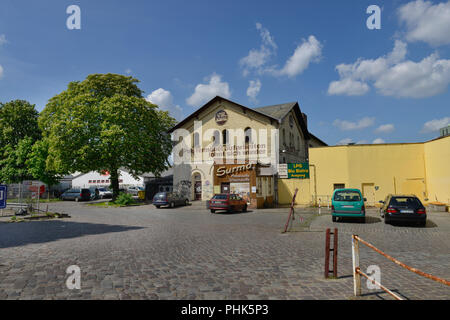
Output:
[
  {"left": 333, "top": 228, "right": 338, "bottom": 278},
  {"left": 324, "top": 228, "right": 330, "bottom": 278},
  {"left": 352, "top": 235, "right": 361, "bottom": 296}
]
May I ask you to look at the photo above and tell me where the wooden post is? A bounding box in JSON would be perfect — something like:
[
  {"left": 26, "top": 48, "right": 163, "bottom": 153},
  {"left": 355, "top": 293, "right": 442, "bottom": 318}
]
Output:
[
  {"left": 352, "top": 235, "right": 361, "bottom": 296},
  {"left": 333, "top": 228, "right": 338, "bottom": 278},
  {"left": 324, "top": 228, "right": 330, "bottom": 278}
]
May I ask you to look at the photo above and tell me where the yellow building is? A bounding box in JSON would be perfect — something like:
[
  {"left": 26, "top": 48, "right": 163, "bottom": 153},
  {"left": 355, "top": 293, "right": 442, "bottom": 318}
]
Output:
[{"left": 279, "top": 135, "right": 450, "bottom": 208}]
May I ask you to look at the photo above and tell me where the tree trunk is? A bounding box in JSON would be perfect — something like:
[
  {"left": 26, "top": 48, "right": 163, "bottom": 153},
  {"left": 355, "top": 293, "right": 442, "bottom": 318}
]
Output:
[{"left": 110, "top": 169, "right": 120, "bottom": 201}]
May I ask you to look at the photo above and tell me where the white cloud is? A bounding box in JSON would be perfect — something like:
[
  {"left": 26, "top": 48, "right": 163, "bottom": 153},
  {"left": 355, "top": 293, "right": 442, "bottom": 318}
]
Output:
[
  {"left": 372, "top": 138, "right": 386, "bottom": 144},
  {"left": 246, "top": 79, "right": 261, "bottom": 102},
  {"left": 421, "top": 117, "right": 450, "bottom": 133},
  {"left": 186, "top": 73, "right": 231, "bottom": 107},
  {"left": 146, "top": 88, "right": 183, "bottom": 120},
  {"left": 337, "top": 138, "right": 354, "bottom": 145},
  {"left": 333, "top": 117, "right": 376, "bottom": 131},
  {"left": 240, "top": 23, "right": 277, "bottom": 76},
  {"left": 275, "top": 36, "right": 323, "bottom": 78},
  {"left": 0, "top": 34, "right": 6, "bottom": 46},
  {"left": 328, "top": 78, "right": 369, "bottom": 96},
  {"left": 398, "top": 0, "right": 450, "bottom": 46},
  {"left": 239, "top": 24, "right": 322, "bottom": 78},
  {"left": 375, "top": 124, "right": 395, "bottom": 134},
  {"left": 374, "top": 53, "right": 450, "bottom": 98},
  {"left": 328, "top": 40, "right": 450, "bottom": 98}
]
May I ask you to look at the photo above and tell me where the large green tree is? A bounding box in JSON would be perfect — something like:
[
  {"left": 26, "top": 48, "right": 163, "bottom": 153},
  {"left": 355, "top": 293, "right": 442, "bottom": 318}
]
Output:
[
  {"left": 39, "top": 73, "right": 176, "bottom": 200},
  {"left": 0, "top": 100, "right": 42, "bottom": 184},
  {"left": 0, "top": 100, "right": 41, "bottom": 147}
]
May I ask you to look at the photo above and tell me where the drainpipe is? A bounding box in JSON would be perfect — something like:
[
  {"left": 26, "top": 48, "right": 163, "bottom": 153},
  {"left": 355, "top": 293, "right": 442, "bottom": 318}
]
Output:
[{"left": 310, "top": 164, "right": 317, "bottom": 206}]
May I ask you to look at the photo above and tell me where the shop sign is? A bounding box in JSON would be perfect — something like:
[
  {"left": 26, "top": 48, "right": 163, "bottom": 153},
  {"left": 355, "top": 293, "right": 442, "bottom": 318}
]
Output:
[
  {"left": 216, "top": 163, "right": 254, "bottom": 177},
  {"left": 287, "top": 163, "right": 310, "bottom": 179},
  {"left": 215, "top": 110, "right": 228, "bottom": 125}
]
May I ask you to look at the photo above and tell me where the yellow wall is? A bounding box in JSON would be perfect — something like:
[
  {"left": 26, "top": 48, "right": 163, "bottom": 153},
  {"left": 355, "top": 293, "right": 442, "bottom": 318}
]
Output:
[
  {"left": 302, "top": 136, "right": 450, "bottom": 206},
  {"left": 278, "top": 179, "right": 310, "bottom": 205},
  {"left": 424, "top": 136, "right": 450, "bottom": 203}
]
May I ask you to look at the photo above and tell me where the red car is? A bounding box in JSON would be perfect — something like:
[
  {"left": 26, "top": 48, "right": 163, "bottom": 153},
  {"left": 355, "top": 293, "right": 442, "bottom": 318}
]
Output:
[{"left": 209, "top": 194, "right": 248, "bottom": 213}]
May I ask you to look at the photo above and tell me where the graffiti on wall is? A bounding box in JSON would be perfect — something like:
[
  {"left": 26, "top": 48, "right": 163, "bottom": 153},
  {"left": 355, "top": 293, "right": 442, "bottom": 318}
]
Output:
[{"left": 175, "top": 180, "right": 191, "bottom": 198}]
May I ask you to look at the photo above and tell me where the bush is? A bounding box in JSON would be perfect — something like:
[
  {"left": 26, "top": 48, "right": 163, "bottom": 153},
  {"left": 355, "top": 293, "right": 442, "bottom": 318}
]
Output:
[{"left": 113, "top": 192, "right": 135, "bottom": 206}]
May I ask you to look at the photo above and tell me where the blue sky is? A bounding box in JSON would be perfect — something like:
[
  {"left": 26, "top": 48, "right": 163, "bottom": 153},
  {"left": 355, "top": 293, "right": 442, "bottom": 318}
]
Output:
[{"left": 0, "top": 0, "right": 449, "bottom": 145}]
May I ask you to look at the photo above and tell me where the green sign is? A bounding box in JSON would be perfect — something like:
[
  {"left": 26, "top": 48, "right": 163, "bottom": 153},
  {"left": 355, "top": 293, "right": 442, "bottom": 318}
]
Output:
[{"left": 287, "top": 163, "right": 310, "bottom": 179}]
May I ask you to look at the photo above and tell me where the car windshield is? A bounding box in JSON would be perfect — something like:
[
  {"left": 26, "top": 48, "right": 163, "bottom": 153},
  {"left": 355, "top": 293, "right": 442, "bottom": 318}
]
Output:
[
  {"left": 213, "top": 195, "right": 228, "bottom": 200},
  {"left": 334, "top": 190, "right": 361, "bottom": 202},
  {"left": 390, "top": 197, "right": 422, "bottom": 208},
  {"left": 154, "top": 193, "right": 167, "bottom": 198}
]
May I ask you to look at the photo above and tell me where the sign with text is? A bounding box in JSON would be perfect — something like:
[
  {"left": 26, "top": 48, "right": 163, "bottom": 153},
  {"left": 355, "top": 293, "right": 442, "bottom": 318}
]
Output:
[
  {"left": 0, "top": 185, "right": 7, "bottom": 209},
  {"left": 278, "top": 164, "right": 288, "bottom": 178},
  {"left": 287, "top": 163, "right": 310, "bottom": 179}
]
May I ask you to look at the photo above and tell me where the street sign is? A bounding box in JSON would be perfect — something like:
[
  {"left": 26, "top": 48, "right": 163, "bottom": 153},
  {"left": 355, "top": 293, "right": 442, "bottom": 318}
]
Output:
[
  {"left": 278, "top": 164, "right": 288, "bottom": 178},
  {"left": 0, "top": 185, "right": 7, "bottom": 209},
  {"left": 287, "top": 163, "right": 310, "bottom": 179}
]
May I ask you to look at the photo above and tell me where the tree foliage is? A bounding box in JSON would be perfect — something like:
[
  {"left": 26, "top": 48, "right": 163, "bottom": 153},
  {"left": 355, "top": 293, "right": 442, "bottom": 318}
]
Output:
[
  {"left": 0, "top": 100, "right": 42, "bottom": 184},
  {"left": 0, "top": 100, "right": 41, "bottom": 147},
  {"left": 39, "top": 73, "right": 176, "bottom": 199}
]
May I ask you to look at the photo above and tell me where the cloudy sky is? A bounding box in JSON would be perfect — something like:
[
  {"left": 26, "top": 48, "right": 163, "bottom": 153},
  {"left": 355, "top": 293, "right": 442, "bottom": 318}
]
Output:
[{"left": 0, "top": 0, "right": 449, "bottom": 145}]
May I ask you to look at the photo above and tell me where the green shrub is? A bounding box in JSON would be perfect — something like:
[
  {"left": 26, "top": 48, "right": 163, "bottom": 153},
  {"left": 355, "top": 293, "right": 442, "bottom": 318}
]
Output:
[{"left": 114, "top": 192, "right": 135, "bottom": 206}]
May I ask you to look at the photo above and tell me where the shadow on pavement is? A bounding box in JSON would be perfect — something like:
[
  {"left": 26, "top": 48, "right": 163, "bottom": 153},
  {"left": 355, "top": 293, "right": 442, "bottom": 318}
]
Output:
[
  {"left": 390, "top": 220, "right": 437, "bottom": 228},
  {"left": 0, "top": 221, "right": 144, "bottom": 249},
  {"left": 360, "top": 289, "right": 409, "bottom": 300},
  {"left": 337, "top": 216, "right": 382, "bottom": 224}
]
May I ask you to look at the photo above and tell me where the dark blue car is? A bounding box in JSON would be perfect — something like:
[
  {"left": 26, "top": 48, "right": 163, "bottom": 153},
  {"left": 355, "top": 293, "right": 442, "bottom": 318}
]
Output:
[{"left": 152, "top": 192, "right": 189, "bottom": 208}]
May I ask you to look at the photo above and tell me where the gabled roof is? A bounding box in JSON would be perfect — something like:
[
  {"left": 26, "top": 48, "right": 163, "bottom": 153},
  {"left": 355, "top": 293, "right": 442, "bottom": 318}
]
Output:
[
  {"left": 253, "top": 101, "right": 309, "bottom": 139},
  {"left": 168, "top": 96, "right": 279, "bottom": 133},
  {"left": 309, "top": 133, "right": 328, "bottom": 146},
  {"left": 253, "top": 102, "right": 297, "bottom": 120},
  {"left": 168, "top": 96, "right": 310, "bottom": 139}
]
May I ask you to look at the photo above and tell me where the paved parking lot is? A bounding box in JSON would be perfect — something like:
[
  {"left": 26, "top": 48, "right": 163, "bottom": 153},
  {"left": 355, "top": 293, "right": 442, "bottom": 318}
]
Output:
[{"left": 0, "top": 201, "right": 449, "bottom": 300}]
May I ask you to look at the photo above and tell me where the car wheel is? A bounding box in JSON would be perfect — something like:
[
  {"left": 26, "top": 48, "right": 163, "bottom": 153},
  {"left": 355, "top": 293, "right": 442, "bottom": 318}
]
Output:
[
  {"left": 156, "top": 205, "right": 160, "bottom": 209},
  {"left": 75, "top": 197, "right": 79, "bottom": 202},
  {"left": 185, "top": 199, "right": 189, "bottom": 206},
  {"left": 242, "top": 205, "right": 247, "bottom": 212},
  {"left": 384, "top": 218, "right": 389, "bottom": 224},
  {"left": 170, "top": 202, "right": 175, "bottom": 208},
  {"left": 419, "top": 220, "right": 426, "bottom": 227},
  {"left": 360, "top": 217, "right": 366, "bottom": 224},
  {"left": 332, "top": 216, "right": 337, "bottom": 222},
  {"left": 210, "top": 209, "right": 215, "bottom": 213}
]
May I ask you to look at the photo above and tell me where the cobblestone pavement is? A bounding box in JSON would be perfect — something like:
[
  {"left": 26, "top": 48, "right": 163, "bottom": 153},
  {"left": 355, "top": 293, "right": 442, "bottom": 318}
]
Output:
[{"left": 0, "top": 201, "right": 449, "bottom": 300}]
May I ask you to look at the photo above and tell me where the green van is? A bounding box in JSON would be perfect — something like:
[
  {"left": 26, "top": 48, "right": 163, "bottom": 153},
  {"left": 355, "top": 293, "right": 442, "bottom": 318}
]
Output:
[{"left": 331, "top": 188, "right": 366, "bottom": 223}]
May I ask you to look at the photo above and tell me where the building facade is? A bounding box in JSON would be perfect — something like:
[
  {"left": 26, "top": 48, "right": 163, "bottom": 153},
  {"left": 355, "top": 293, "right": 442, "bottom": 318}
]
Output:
[
  {"left": 278, "top": 135, "right": 450, "bottom": 208},
  {"left": 168, "top": 96, "right": 310, "bottom": 208}
]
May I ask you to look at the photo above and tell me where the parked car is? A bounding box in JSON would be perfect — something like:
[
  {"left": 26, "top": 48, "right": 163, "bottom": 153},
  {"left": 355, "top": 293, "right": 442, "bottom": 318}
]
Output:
[
  {"left": 152, "top": 192, "right": 189, "bottom": 208},
  {"left": 89, "top": 187, "right": 100, "bottom": 200},
  {"left": 61, "top": 188, "right": 91, "bottom": 202},
  {"left": 380, "top": 194, "right": 426, "bottom": 226},
  {"left": 331, "top": 188, "right": 366, "bottom": 223},
  {"left": 97, "top": 187, "right": 113, "bottom": 199},
  {"left": 209, "top": 193, "right": 247, "bottom": 213},
  {"left": 127, "top": 186, "right": 145, "bottom": 196}
]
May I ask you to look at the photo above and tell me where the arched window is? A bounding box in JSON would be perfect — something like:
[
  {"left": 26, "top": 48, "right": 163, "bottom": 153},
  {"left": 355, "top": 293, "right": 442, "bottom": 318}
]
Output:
[
  {"left": 194, "top": 132, "right": 200, "bottom": 147},
  {"left": 245, "top": 127, "right": 251, "bottom": 144},
  {"left": 213, "top": 130, "right": 220, "bottom": 146},
  {"left": 222, "top": 129, "right": 228, "bottom": 145}
]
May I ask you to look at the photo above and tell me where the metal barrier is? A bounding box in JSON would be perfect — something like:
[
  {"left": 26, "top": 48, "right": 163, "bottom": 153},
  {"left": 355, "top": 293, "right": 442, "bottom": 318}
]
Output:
[{"left": 352, "top": 234, "right": 450, "bottom": 299}]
